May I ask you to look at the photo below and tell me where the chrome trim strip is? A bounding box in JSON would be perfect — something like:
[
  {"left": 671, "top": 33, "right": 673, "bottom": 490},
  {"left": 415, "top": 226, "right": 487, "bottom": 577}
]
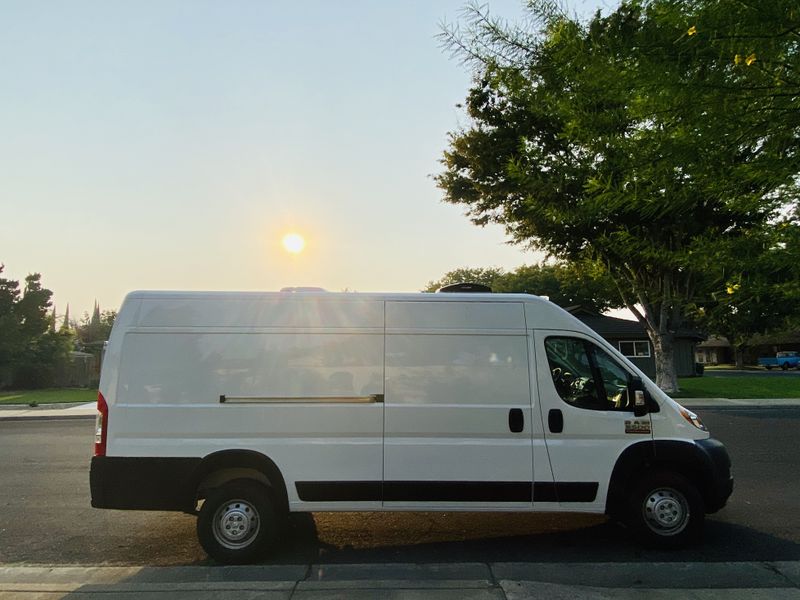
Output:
[{"left": 219, "top": 394, "right": 383, "bottom": 404}]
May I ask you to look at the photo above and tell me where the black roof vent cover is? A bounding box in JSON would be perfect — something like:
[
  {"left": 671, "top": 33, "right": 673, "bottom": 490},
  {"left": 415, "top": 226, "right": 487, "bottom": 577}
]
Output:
[{"left": 437, "top": 282, "right": 492, "bottom": 293}]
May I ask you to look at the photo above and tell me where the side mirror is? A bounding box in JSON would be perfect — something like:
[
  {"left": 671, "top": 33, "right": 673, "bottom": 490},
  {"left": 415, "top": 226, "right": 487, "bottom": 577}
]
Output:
[{"left": 630, "top": 376, "right": 649, "bottom": 417}]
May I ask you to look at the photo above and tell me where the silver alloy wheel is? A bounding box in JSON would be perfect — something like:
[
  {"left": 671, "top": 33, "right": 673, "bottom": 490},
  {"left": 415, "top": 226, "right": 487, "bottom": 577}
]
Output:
[
  {"left": 642, "top": 487, "right": 690, "bottom": 536},
  {"left": 212, "top": 498, "right": 261, "bottom": 550}
]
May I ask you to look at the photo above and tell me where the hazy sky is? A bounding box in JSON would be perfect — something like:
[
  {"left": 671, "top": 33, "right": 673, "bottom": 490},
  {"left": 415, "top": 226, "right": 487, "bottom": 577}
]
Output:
[{"left": 1, "top": 1, "right": 608, "bottom": 320}]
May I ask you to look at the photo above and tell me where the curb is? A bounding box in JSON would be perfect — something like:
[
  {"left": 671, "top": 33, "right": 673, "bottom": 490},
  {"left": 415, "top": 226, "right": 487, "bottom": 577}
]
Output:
[
  {"left": 0, "top": 401, "right": 96, "bottom": 421},
  {"left": 0, "top": 562, "right": 797, "bottom": 592},
  {"left": 0, "top": 401, "right": 90, "bottom": 411},
  {"left": 0, "top": 414, "right": 95, "bottom": 422},
  {"left": 679, "top": 398, "right": 800, "bottom": 409},
  {"left": 687, "top": 404, "right": 800, "bottom": 410}
]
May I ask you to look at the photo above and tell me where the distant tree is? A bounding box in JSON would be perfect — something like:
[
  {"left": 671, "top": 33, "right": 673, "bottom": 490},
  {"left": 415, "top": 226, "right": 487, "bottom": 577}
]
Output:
[
  {"left": 424, "top": 262, "right": 624, "bottom": 312},
  {"left": 423, "top": 267, "right": 505, "bottom": 292},
  {"left": 61, "top": 304, "right": 71, "bottom": 332},
  {"left": 15, "top": 274, "right": 52, "bottom": 342},
  {"left": 76, "top": 305, "right": 116, "bottom": 347},
  {"left": 492, "top": 263, "right": 623, "bottom": 313},
  {"left": 0, "top": 267, "right": 73, "bottom": 388},
  {"left": 0, "top": 266, "right": 22, "bottom": 386}
]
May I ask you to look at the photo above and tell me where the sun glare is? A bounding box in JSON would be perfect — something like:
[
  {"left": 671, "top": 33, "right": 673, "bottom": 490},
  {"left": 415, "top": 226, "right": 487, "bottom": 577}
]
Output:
[{"left": 282, "top": 233, "right": 306, "bottom": 254}]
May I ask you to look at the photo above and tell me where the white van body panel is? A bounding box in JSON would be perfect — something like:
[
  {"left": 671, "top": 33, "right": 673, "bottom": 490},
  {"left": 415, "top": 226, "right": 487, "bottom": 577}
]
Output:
[
  {"left": 105, "top": 294, "right": 387, "bottom": 510},
  {"left": 383, "top": 301, "right": 542, "bottom": 510}
]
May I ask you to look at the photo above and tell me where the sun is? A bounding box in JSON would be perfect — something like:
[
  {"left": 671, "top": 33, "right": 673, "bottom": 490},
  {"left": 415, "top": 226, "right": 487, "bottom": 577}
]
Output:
[{"left": 282, "top": 233, "right": 306, "bottom": 254}]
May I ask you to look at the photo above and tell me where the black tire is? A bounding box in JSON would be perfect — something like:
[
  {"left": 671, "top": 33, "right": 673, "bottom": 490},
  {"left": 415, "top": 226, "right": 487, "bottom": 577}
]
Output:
[
  {"left": 781, "top": 363, "right": 789, "bottom": 371},
  {"left": 627, "top": 471, "right": 704, "bottom": 549},
  {"left": 197, "top": 479, "right": 280, "bottom": 564},
  {"left": 765, "top": 366, "right": 773, "bottom": 370}
]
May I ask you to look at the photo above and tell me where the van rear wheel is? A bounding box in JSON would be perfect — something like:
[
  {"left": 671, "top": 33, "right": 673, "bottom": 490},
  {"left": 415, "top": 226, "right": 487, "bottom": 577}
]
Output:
[
  {"left": 197, "top": 479, "right": 278, "bottom": 564},
  {"left": 628, "top": 471, "right": 704, "bottom": 549}
]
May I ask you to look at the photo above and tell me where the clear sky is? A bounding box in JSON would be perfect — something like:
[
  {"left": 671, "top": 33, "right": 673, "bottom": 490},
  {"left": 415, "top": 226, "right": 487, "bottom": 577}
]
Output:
[{"left": 1, "top": 1, "right": 608, "bottom": 321}]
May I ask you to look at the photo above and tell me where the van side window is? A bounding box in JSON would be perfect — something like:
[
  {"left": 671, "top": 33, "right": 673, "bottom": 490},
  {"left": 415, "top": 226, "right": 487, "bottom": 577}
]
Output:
[{"left": 544, "top": 337, "right": 632, "bottom": 411}]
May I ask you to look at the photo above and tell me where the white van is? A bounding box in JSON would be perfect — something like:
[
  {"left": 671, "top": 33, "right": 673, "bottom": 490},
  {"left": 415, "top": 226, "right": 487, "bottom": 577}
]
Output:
[{"left": 90, "top": 290, "right": 732, "bottom": 563}]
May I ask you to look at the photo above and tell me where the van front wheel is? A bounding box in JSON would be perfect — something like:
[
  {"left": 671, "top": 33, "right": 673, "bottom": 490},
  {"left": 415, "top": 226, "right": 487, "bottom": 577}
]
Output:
[
  {"left": 628, "top": 471, "right": 704, "bottom": 549},
  {"left": 197, "top": 479, "right": 278, "bottom": 564}
]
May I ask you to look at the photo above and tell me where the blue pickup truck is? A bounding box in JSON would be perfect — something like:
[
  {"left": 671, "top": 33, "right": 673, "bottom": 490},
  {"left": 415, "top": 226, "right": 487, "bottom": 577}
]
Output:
[{"left": 758, "top": 351, "right": 800, "bottom": 370}]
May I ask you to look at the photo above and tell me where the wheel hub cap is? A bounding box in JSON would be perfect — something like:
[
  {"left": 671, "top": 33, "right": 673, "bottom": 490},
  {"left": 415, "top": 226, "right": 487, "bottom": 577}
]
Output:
[
  {"left": 643, "top": 488, "right": 689, "bottom": 535},
  {"left": 213, "top": 500, "right": 260, "bottom": 549}
]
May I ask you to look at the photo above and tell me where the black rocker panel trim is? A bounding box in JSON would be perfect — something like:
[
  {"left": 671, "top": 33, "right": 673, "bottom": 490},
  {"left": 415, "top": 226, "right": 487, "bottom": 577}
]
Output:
[
  {"left": 385, "top": 481, "right": 531, "bottom": 502},
  {"left": 533, "top": 481, "right": 599, "bottom": 503},
  {"left": 295, "top": 481, "right": 598, "bottom": 503},
  {"left": 295, "top": 481, "right": 382, "bottom": 502}
]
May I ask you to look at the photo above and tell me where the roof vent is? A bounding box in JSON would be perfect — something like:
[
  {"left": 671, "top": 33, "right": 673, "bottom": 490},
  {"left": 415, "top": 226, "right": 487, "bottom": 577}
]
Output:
[{"left": 436, "top": 282, "right": 492, "bottom": 293}]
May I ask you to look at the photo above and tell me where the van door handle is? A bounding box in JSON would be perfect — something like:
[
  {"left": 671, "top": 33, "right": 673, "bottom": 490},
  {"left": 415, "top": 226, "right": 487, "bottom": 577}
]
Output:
[
  {"left": 549, "top": 409, "right": 564, "bottom": 433},
  {"left": 508, "top": 408, "right": 524, "bottom": 433}
]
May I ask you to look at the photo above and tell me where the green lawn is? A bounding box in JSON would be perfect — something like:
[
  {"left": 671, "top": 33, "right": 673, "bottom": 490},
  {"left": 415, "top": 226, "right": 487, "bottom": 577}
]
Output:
[
  {"left": 0, "top": 388, "right": 96, "bottom": 406},
  {"left": 672, "top": 376, "right": 800, "bottom": 399}
]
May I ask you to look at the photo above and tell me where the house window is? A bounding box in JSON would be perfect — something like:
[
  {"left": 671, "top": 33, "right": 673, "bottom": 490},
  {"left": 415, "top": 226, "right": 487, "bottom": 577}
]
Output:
[{"left": 619, "top": 340, "right": 651, "bottom": 358}]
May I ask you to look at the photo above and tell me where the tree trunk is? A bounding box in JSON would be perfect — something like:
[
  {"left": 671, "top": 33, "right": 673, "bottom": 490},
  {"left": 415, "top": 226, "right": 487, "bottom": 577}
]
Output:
[
  {"left": 649, "top": 330, "right": 679, "bottom": 393},
  {"left": 734, "top": 346, "right": 745, "bottom": 370}
]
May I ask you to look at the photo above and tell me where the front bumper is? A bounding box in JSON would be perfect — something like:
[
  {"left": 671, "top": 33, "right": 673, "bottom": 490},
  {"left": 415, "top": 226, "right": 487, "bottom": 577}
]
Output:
[{"left": 696, "top": 438, "right": 733, "bottom": 513}]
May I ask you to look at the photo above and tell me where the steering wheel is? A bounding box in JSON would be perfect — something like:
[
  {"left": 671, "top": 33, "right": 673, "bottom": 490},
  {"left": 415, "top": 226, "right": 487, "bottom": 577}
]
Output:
[
  {"left": 552, "top": 367, "right": 575, "bottom": 397},
  {"left": 552, "top": 367, "right": 574, "bottom": 384}
]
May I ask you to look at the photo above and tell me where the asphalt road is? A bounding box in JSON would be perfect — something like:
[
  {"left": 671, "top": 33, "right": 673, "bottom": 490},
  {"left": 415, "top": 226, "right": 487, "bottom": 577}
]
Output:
[{"left": 0, "top": 409, "right": 798, "bottom": 566}]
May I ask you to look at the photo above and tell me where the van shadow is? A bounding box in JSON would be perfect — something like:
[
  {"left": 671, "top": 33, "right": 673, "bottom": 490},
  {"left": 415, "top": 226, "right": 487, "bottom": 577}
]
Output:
[{"left": 271, "top": 510, "right": 800, "bottom": 564}]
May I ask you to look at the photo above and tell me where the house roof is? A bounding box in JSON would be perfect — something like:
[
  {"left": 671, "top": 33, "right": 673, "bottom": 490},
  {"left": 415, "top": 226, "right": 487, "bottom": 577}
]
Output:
[
  {"left": 566, "top": 307, "right": 704, "bottom": 341},
  {"left": 574, "top": 314, "right": 650, "bottom": 338},
  {"left": 697, "top": 335, "right": 731, "bottom": 349}
]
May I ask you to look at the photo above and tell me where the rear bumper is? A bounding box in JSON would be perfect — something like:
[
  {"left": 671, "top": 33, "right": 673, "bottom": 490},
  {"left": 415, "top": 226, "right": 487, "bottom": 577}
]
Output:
[{"left": 90, "top": 456, "right": 200, "bottom": 511}]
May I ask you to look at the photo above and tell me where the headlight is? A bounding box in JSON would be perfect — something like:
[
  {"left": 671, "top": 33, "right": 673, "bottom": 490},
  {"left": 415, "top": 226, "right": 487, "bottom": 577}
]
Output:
[{"left": 679, "top": 406, "right": 707, "bottom": 431}]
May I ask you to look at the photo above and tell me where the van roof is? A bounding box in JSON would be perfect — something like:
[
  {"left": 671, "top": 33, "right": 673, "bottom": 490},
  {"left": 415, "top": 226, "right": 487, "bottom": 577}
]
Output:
[
  {"left": 119, "top": 290, "right": 593, "bottom": 334},
  {"left": 124, "top": 290, "right": 547, "bottom": 303}
]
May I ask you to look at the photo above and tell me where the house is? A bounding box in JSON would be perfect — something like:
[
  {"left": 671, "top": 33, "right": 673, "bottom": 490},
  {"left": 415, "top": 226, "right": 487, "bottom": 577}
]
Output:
[
  {"left": 566, "top": 307, "right": 703, "bottom": 378},
  {"left": 695, "top": 336, "right": 733, "bottom": 365}
]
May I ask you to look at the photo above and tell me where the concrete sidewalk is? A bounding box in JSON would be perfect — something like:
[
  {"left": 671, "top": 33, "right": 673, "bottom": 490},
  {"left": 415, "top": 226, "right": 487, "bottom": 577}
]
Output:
[
  {"left": 680, "top": 397, "right": 800, "bottom": 408},
  {"left": 0, "top": 562, "right": 798, "bottom": 599},
  {"left": 1, "top": 398, "right": 799, "bottom": 421},
  {"left": 0, "top": 401, "right": 97, "bottom": 420}
]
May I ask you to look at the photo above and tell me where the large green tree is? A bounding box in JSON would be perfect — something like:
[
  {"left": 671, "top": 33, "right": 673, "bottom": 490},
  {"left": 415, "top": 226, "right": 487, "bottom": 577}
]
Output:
[{"left": 437, "top": 0, "right": 800, "bottom": 391}]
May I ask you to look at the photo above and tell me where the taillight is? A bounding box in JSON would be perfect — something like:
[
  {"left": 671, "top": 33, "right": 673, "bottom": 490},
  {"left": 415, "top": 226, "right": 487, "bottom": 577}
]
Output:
[{"left": 94, "top": 392, "right": 108, "bottom": 456}]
